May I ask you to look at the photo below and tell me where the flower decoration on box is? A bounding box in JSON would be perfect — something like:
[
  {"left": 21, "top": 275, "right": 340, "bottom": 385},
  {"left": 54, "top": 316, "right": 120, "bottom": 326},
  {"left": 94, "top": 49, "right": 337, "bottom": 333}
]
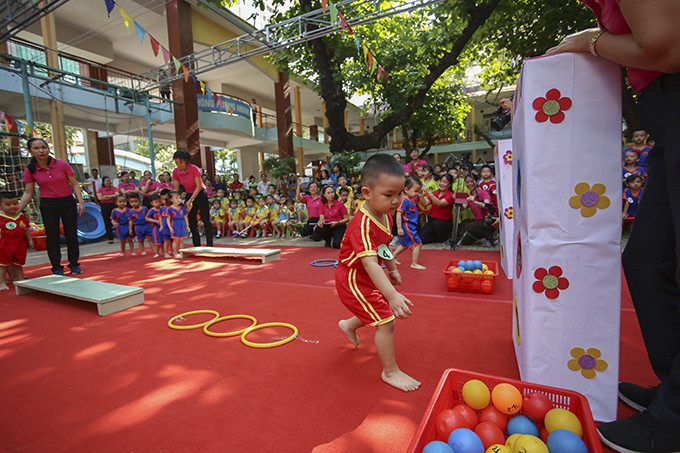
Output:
[
  {"left": 569, "top": 182, "right": 610, "bottom": 217},
  {"left": 504, "top": 207, "right": 514, "bottom": 220},
  {"left": 568, "top": 347, "right": 608, "bottom": 379},
  {"left": 503, "top": 150, "right": 513, "bottom": 165},
  {"left": 532, "top": 266, "right": 569, "bottom": 299},
  {"left": 532, "top": 88, "right": 572, "bottom": 124}
]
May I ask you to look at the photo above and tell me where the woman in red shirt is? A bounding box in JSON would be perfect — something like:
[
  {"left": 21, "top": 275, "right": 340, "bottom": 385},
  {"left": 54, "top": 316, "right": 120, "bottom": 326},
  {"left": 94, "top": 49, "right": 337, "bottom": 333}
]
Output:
[
  {"left": 97, "top": 176, "right": 119, "bottom": 243},
  {"left": 419, "top": 174, "right": 455, "bottom": 244},
  {"left": 19, "top": 138, "right": 85, "bottom": 275},
  {"left": 315, "top": 185, "right": 349, "bottom": 248},
  {"left": 172, "top": 150, "right": 213, "bottom": 247},
  {"left": 297, "top": 179, "right": 323, "bottom": 238}
]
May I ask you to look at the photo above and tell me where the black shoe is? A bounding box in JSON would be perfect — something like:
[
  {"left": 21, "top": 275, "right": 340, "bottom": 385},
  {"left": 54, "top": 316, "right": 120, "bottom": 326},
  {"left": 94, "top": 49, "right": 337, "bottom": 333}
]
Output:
[
  {"left": 324, "top": 240, "right": 331, "bottom": 247},
  {"left": 69, "top": 265, "right": 83, "bottom": 275},
  {"left": 597, "top": 411, "right": 680, "bottom": 453},
  {"left": 619, "top": 382, "right": 659, "bottom": 412},
  {"left": 52, "top": 268, "right": 64, "bottom": 276}
]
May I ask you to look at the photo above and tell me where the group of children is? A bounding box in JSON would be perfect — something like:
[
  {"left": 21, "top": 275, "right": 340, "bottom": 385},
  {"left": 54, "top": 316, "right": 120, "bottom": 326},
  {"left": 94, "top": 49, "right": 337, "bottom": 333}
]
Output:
[{"left": 621, "top": 128, "right": 651, "bottom": 223}]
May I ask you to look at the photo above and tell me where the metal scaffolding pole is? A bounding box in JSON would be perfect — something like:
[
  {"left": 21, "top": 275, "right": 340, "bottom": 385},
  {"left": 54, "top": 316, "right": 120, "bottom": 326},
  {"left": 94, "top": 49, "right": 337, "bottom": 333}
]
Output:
[{"left": 0, "top": 0, "right": 70, "bottom": 44}]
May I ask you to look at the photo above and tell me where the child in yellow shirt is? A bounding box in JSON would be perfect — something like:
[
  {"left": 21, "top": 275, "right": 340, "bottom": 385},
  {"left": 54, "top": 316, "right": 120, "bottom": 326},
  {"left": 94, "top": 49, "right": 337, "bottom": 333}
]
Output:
[
  {"left": 238, "top": 196, "right": 257, "bottom": 234},
  {"left": 250, "top": 197, "right": 270, "bottom": 238},
  {"left": 210, "top": 199, "right": 226, "bottom": 238},
  {"left": 227, "top": 199, "right": 241, "bottom": 236}
]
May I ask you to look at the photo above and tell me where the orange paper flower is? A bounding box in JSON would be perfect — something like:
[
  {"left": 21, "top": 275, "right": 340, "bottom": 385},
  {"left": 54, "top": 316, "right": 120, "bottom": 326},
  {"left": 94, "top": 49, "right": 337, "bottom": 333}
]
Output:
[
  {"left": 568, "top": 347, "right": 608, "bottom": 379},
  {"left": 569, "top": 182, "right": 610, "bottom": 217}
]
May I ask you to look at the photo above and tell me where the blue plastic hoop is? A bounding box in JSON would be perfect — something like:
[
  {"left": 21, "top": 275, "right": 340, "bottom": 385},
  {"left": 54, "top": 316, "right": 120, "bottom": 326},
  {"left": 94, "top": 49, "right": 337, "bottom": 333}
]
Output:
[{"left": 311, "top": 259, "right": 338, "bottom": 267}]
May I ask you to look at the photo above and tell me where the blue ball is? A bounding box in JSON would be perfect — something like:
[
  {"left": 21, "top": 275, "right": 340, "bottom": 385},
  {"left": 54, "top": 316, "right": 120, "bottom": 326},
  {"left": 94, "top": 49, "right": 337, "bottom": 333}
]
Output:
[
  {"left": 422, "top": 440, "right": 454, "bottom": 453},
  {"left": 546, "top": 429, "right": 589, "bottom": 453},
  {"left": 457, "top": 260, "right": 467, "bottom": 270},
  {"left": 447, "top": 428, "right": 484, "bottom": 453},
  {"left": 465, "top": 260, "right": 475, "bottom": 271},
  {"left": 507, "top": 415, "right": 539, "bottom": 437},
  {"left": 473, "top": 260, "right": 483, "bottom": 270}
]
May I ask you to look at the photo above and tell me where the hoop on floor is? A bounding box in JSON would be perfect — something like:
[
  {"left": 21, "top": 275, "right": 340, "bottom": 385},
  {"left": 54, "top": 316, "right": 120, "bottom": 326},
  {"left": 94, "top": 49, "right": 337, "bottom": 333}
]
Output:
[
  {"left": 168, "top": 310, "right": 220, "bottom": 330},
  {"left": 241, "top": 322, "right": 299, "bottom": 348},
  {"left": 203, "top": 314, "right": 257, "bottom": 337},
  {"left": 311, "top": 259, "right": 338, "bottom": 267}
]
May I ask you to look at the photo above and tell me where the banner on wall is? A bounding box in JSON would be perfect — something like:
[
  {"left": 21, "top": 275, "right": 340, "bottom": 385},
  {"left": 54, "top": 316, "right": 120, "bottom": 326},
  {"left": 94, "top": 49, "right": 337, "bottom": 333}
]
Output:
[
  {"left": 511, "top": 53, "right": 622, "bottom": 422},
  {"left": 196, "top": 95, "right": 251, "bottom": 120}
]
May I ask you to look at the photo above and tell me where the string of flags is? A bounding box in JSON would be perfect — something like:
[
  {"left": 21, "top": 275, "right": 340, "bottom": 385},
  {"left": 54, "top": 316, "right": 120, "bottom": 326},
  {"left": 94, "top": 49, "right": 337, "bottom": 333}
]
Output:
[{"left": 0, "top": 110, "right": 37, "bottom": 138}]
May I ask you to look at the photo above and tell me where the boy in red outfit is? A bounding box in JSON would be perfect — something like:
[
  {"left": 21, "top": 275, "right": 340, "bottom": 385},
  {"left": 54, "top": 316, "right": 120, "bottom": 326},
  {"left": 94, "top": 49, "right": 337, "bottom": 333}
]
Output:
[
  {"left": 0, "top": 192, "right": 33, "bottom": 290},
  {"left": 336, "top": 154, "right": 420, "bottom": 392}
]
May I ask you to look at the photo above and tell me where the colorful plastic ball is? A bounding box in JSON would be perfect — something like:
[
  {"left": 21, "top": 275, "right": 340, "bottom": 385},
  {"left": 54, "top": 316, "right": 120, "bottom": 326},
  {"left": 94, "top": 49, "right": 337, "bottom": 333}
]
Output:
[
  {"left": 447, "top": 428, "right": 484, "bottom": 453},
  {"left": 447, "top": 266, "right": 457, "bottom": 272},
  {"left": 482, "top": 263, "right": 489, "bottom": 270},
  {"left": 423, "top": 440, "right": 455, "bottom": 453},
  {"left": 505, "top": 433, "right": 523, "bottom": 449},
  {"left": 539, "top": 426, "right": 549, "bottom": 443},
  {"left": 522, "top": 393, "right": 553, "bottom": 424},
  {"left": 436, "top": 409, "right": 469, "bottom": 440},
  {"left": 462, "top": 379, "right": 491, "bottom": 409},
  {"left": 481, "top": 280, "right": 494, "bottom": 293},
  {"left": 464, "top": 270, "right": 473, "bottom": 274},
  {"left": 474, "top": 422, "right": 505, "bottom": 450},
  {"left": 458, "top": 260, "right": 467, "bottom": 269},
  {"left": 473, "top": 260, "right": 483, "bottom": 270},
  {"left": 491, "top": 383, "right": 523, "bottom": 415},
  {"left": 484, "top": 270, "right": 494, "bottom": 275},
  {"left": 546, "top": 429, "right": 589, "bottom": 453},
  {"left": 473, "top": 269, "right": 483, "bottom": 274},
  {"left": 507, "top": 415, "right": 539, "bottom": 437},
  {"left": 479, "top": 404, "right": 508, "bottom": 430},
  {"left": 510, "top": 435, "right": 548, "bottom": 453},
  {"left": 485, "top": 445, "right": 510, "bottom": 453},
  {"left": 452, "top": 268, "right": 463, "bottom": 274},
  {"left": 452, "top": 404, "right": 479, "bottom": 429},
  {"left": 544, "top": 408, "right": 583, "bottom": 437},
  {"left": 465, "top": 260, "right": 475, "bottom": 270}
]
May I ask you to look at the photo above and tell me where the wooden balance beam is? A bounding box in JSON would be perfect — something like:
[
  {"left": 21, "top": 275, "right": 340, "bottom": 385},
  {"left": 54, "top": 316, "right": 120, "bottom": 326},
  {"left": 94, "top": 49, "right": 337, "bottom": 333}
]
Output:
[
  {"left": 179, "top": 247, "right": 281, "bottom": 264},
  {"left": 14, "top": 275, "right": 144, "bottom": 316}
]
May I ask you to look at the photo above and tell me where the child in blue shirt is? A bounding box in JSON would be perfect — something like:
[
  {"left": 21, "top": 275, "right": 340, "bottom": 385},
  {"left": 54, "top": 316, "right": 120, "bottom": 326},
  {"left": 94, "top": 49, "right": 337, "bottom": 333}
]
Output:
[
  {"left": 623, "top": 174, "right": 644, "bottom": 220},
  {"left": 392, "top": 176, "right": 428, "bottom": 269}
]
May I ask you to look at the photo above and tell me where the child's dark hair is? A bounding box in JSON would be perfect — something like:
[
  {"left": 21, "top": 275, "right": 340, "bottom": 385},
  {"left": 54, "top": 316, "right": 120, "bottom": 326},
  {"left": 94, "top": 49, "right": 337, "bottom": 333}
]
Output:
[
  {"left": 149, "top": 194, "right": 161, "bottom": 201},
  {"left": 481, "top": 164, "right": 495, "bottom": 177},
  {"left": 120, "top": 171, "right": 129, "bottom": 177},
  {"left": 420, "top": 165, "right": 434, "bottom": 176},
  {"left": 115, "top": 194, "right": 126, "bottom": 201},
  {"left": 169, "top": 191, "right": 181, "bottom": 198},
  {"left": 404, "top": 175, "right": 423, "bottom": 189},
  {"left": 173, "top": 149, "right": 191, "bottom": 161},
  {"left": 339, "top": 187, "right": 350, "bottom": 195},
  {"left": 160, "top": 188, "right": 171, "bottom": 197},
  {"left": 626, "top": 174, "right": 643, "bottom": 185},
  {"left": 245, "top": 196, "right": 254, "bottom": 202},
  {"left": 129, "top": 193, "right": 141, "bottom": 200},
  {"left": 0, "top": 191, "right": 18, "bottom": 201},
  {"left": 361, "top": 154, "right": 404, "bottom": 188},
  {"left": 26, "top": 138, "right": 53, "bottom": 174}
]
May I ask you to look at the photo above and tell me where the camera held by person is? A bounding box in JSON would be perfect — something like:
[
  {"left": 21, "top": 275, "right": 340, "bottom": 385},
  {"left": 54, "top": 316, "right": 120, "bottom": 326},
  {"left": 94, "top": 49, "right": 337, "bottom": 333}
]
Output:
[{"left": 490, "top": 98, "right": 512, "bottom": 131}]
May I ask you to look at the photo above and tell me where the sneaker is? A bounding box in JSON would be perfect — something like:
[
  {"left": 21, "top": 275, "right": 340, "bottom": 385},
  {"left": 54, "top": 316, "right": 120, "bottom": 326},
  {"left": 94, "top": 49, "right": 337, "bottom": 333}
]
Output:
[
  {"left": 69, "top": 265, "right": 83, "bottom": 275},
  {"left": 53, "top": 268, "right": 64, "bottom": 276},
  {"left": 597, "top": 411, "right": 680, "bottom": 453},
  {"left": 619, "top": 382, "right": 659, "bottom": 412}
]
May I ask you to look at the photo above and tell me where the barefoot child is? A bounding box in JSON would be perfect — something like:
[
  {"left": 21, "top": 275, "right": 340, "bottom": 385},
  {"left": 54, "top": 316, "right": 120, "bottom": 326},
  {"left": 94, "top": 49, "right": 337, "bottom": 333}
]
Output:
[
  {"left": 393, "top": 176, "right": 427, "bottom": 270},
  {"left": 336, "top": 154, "right": 421, "bottom": 392},
  {"left": 145, "top": 194, "right": 164, "bottom": 257},
  {"left": 0, "top": 192, "right": 33, "bottom": 290},
  {"left": 111, "top": 195, "right": 134, "bottom": 256},
  {"left": 159, "top": 189, "right": 173, "bottom": 258},
  {"left": 129, "top": 193, "right": 152, "bottom": 255},
  {"left": 167, "top": 191, "right": 189, "bottom": 258}
]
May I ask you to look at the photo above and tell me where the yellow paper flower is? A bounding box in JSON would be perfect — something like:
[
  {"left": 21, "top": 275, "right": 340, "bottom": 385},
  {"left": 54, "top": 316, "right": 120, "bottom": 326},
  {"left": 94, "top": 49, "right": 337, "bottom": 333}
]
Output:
[
  {"left": 569, "top": 182, "right": 610, "bottom": 217},
  {"left": 568, "top": 347, "right": 608, "bottom": 379}
]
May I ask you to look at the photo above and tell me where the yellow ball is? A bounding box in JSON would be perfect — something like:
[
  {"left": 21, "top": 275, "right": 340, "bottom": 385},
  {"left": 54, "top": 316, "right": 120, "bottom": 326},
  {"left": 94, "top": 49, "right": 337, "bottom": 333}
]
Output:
[
  {"left": 452, "top": 268, "right": 463, "bottom": 274},
  {"left": 544, "top": 408, "right": 583, "bottom": 437},
  {"left": 505, "top": 433, "right": 523, "bottom": 449},
  {"left": 464, "top": 270, "right": 473, "bottom": 274},
  {"left": 482, "top": 264, "right": 489, "bottom": 270},
  {"left": 473, "top": 269, "right": 483, "bottom": 274},
  {"left": 462, "top": 379, "right": 491, "bottom": 409},
  {"left": 486, "top": 445, "right": 511, "bottom": 453},
  {"left": 484, "top": 270, "right": 494, "bottom": 275},
  {"left": 511, "top": 435, "right": 548, "bottom": 453}
]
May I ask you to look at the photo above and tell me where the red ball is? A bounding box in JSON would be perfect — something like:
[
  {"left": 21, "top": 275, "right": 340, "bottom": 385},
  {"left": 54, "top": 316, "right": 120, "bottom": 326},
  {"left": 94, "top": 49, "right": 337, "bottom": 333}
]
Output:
[
  {"left": 474, "top": 422, "right": 506, "bottom": 450},
  {"left": 479, "top": 404, "right": 508, "bottom": 431},
  {"left": 523, "top": 393, "right": 554, "bottom": 424},
  {"left": 435, "top": 409, "right": 468, "bottom": 440},
  {"left": 452, "top": 404, "right": 479, "bottom": 429},
  {"left": 540, "top": 425, "right": 550, "bottom": 443},
  {"left": 447, "top": 266, "right": 457, "bottom": 272}
]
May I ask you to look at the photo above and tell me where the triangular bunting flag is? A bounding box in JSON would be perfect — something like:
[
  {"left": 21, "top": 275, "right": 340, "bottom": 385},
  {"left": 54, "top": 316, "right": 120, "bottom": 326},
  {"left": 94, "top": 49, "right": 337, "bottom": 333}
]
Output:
[
  {"left": 105, "top": 0, "right": 116, "bottom": 17},
  {"left": 213, "top": 92, "right": 219, "bottom": 105},
  {"left": 339, "top": 13, "right": 347, "bottom": 31},
  {"left": 172, "top": 56, "right": 181, "bottom": 74},
  {"left": 14, "top": 119, "right": 23, "bottom": 134},
  {"left": 5, "top": 115, "right": 14, "bottom": 131},
  {"left": 199, "top": 81, "right": 206, "bottom": 94},
  {"left": 367, "top": 52, "right": 373, "bottom": 70},
  {"left": 355, "top": 35, "right": 361, "bottom": 56},
  {"left": 134, "top": 21, "right": 146, "bottom": 46},
  {"left": 191, "top": 73, "right": 198, "bottom": 87},
  {"left": 322, "top": 0, "right": 327, "bottom": 13},
  {"left": 362, "top": 45, "right": 369, "bottom": 60},
  {"left": 377, "top": 65, "right": 384, "bottom": 82},
  {"left": 229, "top": 106, "right": 234, "bottom": 116},
  {"left": 219, "top": 98, "right": 224, "bottom": 112},
  {"left": 119, "top": 7, "right": 133, "bottom": 30},
  {"left": 31, "top": 127, "right": 37, "bottom": 138},
  {"left": 0, "top": 111, "right": 4, "bottom": 123},
  {"left": 149, "top": 35, "right": 160, "bottom": 57},
  {"left": 182, "top": 65, "right": 190, "bottom": 83},
  {"left": 329, "top": 2, "right": 338, "bottom": 24},
  {"left": 161, "top": 46, "right": 171, "bottom": 65},
  {"left": 206, "top": 87, "right": 213, "bottom": 98}
]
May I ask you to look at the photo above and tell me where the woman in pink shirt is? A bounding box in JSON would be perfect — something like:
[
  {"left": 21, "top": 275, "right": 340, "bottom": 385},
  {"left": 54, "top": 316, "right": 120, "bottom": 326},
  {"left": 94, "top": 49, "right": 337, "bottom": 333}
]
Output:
[
  {"left": 97, "top": 176, "right": 119, "bottom": 243},
  {"left": 296, "top": 179, "right": 323, "bottom": 238},
  {"left": 140, "top": 170, "right": 160, "bottom": 208},
  {"left": 314, "top": 185, "right": 349, "bottom": 248},
  {"left": 459, "top": 175, "right": 495, "bottom": 246},
  {"left": 403, "top": 148, "right": 428, "bottom": 176},
  {"left": 548, "top": 2, "right": 680, "bottom": 450},
  {"left": 157, "top": 171, "right": 173, "bottom": 191},
  {"left": 172, "top": 150, "right": 213, "bottom": 247},
  {"left": 19, "top": 138, "right": 85, "bottom": 275}
]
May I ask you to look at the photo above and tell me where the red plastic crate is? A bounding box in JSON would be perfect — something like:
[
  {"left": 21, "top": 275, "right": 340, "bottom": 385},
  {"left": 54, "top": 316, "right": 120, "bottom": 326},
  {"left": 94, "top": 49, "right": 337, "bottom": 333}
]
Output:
[
  {"left": 443, "top": 259, "right": 498, "bottom": 294},
  {"left": 408, "top": 368, "right": 602, "bottom": 453},
  {"left": 33, "top": 235, "right": 47, "bottom": 251}
]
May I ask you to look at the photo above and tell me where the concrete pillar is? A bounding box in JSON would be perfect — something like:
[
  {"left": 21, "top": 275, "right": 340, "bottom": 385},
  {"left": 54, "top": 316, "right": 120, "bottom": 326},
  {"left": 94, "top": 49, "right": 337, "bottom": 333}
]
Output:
[
  {"left": 40, "top": 10, "right": 67, "bottom": 161},
  {"left": 166, "top": 0, "right": 200, "bottom": 163},
  {"left": 258, "top": 152, "right": 265, "bottom": 173},
  {"left": 83, "top": 129, "right": 99, "bottom": 171},
  {"left": 359, "top": 118, "right": 365, "bottom": 135},
  {"left": 274, "top": 72, "right": 294, "bottom": 160},
  {"left": 199, "top": 145, "right": 215, "bottom": 180},
  {"left": 236, "top": 149, "right": 259, "bottom": 181}
]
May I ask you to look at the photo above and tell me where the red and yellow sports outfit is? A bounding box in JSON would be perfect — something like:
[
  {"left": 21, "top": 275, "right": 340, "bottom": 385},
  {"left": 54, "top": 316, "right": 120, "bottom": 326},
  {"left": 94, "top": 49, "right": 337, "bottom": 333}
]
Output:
[
  {"left": 335, "top": 206, "right": 395, "bottom": 326},
  {"left": 0, "top": 213, "right": 30, "bottom": 266}
]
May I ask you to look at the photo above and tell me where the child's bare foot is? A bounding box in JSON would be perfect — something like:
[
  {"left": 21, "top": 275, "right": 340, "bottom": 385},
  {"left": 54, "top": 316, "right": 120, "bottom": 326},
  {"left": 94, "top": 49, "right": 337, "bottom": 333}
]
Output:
[
  {"left": 140, "top": 251, "right": 147, "bottom": 256},
  {"left": 394, "top": 259, "right": 401, "bottom": 265},
  {"left": 0, "top": 283, "right": 9, "bottom": 291},
  {"left": 338, "top": 320, "right": 360, "bottom": 348},
  {"left": 131, "top": 251, "right": 136, "bottom": 256},
  {"left": 119, "top": 252, "right": 125, "bottom": 257},
  {"left": 382, "top": 369, "right": 421, "bottom": 392},
  {"left": 411, "top": 264, "right": 426, "bottom": 270}
]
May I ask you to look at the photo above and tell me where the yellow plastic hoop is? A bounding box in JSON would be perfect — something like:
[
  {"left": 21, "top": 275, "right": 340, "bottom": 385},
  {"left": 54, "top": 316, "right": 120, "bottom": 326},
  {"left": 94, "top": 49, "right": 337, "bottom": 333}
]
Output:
[
  {"left": 203, "top": 315, "right": 258, "bottom": 337},
  {"left": 168, "top": 310, "right": 220, "bottom": 330},
  {"left": 241, "top": 322, "right": 299, "bottom": 348}
]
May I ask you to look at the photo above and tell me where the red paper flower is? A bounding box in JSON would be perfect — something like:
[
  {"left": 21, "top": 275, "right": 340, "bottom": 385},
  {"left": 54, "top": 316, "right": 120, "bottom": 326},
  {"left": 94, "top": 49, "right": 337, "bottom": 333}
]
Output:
[
  {"left": 532, "top": 89, "right": 572, "bottom": 123},
  {"left": 532, "top": 266, "right": 569, "bottom": 299}
]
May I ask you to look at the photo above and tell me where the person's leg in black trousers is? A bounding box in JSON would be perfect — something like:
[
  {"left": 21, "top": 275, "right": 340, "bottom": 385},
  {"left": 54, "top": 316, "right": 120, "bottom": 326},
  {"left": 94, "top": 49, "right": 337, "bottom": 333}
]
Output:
[
  {"left": 331, "top": 224, "right": 347, "bottom": 248},
  {"left": 100, "top": 203, "right": 115, "bottom": 241},
  {"left": 59, "top": 198, "right": 80, "bottom": 270},
  {"left": 187, "top": 191, "right": 213, "bottom": 247},
  {"left": 315, "top": 225, "right": 332, "bottom": 246},
  {"left": 622, "top": 79, "right": 680, "bottom": 429},
  {"left": 40, "top": 200, "right": 63, "bottom": 273},
  {"left": 300, "top": 217, "right": 319, "bottom": 238}
]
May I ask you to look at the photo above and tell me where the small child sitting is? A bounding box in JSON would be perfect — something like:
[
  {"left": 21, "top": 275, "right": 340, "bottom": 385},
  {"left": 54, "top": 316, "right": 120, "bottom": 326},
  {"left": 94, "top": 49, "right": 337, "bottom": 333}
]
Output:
[
  {"left": 227, "top": 199, "right": 241, "bottom": 236},
  {"left": 238, "top": 196, "right": 257, "bottom": 236},
  {"left": 250, "top": 196, "right": 270, "bottom": 238},
  {"left": 210, "top": 199, "right": 226, "bottom": 238},
  {"left": 0, "top": 192, "right": 33, "bottom": 291}
]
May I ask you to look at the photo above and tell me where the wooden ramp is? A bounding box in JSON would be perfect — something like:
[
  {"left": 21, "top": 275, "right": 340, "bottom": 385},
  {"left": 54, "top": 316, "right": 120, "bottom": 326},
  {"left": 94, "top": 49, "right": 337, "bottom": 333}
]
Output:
[
  {"left": 14, "top": 275, "right": 144, "bottom": 316},
  {"left": 179, "top": 247, "right": 281, "bottom": 264}
]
